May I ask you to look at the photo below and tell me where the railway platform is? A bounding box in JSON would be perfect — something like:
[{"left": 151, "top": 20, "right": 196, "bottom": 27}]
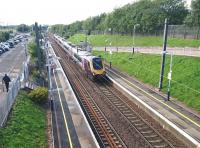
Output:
[
  {"left": 48, "top": 44, "right": 99, "bottom": 148},
  {"left": 106, "top": 65, "right": 200, "bottom": 148}
]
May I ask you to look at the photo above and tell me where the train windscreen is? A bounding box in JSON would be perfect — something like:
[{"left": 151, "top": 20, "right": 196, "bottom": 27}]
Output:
[{"left": 92, "top": 58, "right": 103, "bottom": 70}]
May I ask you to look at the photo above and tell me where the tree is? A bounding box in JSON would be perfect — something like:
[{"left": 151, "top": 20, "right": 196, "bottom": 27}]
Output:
[
  {"left": 50, "top": 0, "right": 189, "bottom": 35},
  {"left": 185, "top": 0, "right": 200, "bottom": 26},
  {"left": 0, "top": 31, "right": 10, "bottom": 42},
  {"left": 17, "top": 24, "right": 31, "bottom": 32}
]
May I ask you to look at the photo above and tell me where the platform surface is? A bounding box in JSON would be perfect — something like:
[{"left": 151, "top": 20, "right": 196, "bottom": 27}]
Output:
[{"left": 48, "top": 45, "right": 99, "bottom": 148}]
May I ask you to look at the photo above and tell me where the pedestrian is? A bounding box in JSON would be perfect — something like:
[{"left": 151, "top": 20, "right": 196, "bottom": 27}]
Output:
[{"left": 2, "top": 74, "right": 11, "bottom": 92}]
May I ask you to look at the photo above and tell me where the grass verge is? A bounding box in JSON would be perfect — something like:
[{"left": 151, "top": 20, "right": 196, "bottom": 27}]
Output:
[
  {"left": 69, "top": 34, "right": 200, "bottom": 48},
  {"left": 0, "top": 90, "right": 47, "bottom": 148},
  {"left": 93, "top": 51, "right": 200, "bottom": 111}
]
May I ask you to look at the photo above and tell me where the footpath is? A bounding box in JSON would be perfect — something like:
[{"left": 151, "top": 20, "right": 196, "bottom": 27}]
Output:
[{"left": 95, "top": 46, "right": 200, "bottom": 57}]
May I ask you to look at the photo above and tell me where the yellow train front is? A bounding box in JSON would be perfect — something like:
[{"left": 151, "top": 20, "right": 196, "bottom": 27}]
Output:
[{"left": 82, "top": 56, "right": 106, "bottom": 80}]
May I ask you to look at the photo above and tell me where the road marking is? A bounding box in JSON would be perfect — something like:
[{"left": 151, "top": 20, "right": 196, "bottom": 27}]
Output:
[
  {"left": 108, "top": 69, "right": 200, "bottom": 129},
  {"left": 53, "top": 70, "right": 73, "bottom": 148}
]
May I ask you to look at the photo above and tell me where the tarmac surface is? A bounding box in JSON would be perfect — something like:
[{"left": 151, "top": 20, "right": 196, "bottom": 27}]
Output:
[{"left": 0, "top": 43, "right": 26, "bottom": 100}]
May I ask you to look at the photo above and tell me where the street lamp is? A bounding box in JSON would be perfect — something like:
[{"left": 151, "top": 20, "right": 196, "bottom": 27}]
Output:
[
  {"left": 109, "top": 42, "right": 112, "bottom": 68},
  {"left": 105, "top": 39, "right": 108, "bottom": 52},
  {"left": 132, "top": 24, "right": 140, "bottom": 55}
]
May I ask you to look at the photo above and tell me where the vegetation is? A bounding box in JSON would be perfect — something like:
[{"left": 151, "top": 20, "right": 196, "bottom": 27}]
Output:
[
  {"left": 69, "top": 34, "right": 200, "bottom": 47},
  {"left": 184, "top": 0, "right": 200, "bottom": 26},
  {"left": 0, "top": 91, "right": 46, "bottom": 148},
  {"left": 0, "top": 31, "right": 10, "bottom": 42},
  {"left": 17, "top": 24, "right": 31, "bottom": 32},
  {"left": 28, "top": 40, "right": 46, "bottom": 85},
  {"left": 93, "top": 51, "right": 200, "bottom": 110},
  {"left": 28, "top": 87, "right": 48, "bottom": 104},
  {"left": 50, "top": 0, "right": 193, "bottom": 36},
  {"left": 28, "top": 42, "right": 38, "bottom": 60}
]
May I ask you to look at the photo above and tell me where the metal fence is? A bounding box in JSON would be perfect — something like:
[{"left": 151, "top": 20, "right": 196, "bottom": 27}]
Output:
[
  {"left": 88, "top": 25, "right": 200, "bottom": 40},
  {"left": 168, "top": 25, "right": 200, "bottom": 39},
  {"left": 0, "top": 60, "right": 29, "bottom": 127}
]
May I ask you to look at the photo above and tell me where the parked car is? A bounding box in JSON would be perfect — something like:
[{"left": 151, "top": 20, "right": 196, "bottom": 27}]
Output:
[
  {"left": 0, "top": 48, "right": 3, "bottom": 55},
  {"left": 7, "top": 41, "right": 14, "bottom": 48},
  {"left": 3, "top": 42, "right": 11, "bottom": 48},
  {"left": 1, "top": 44, "right": 9, "bottom": 51},
  {"left": 0, "top": 47, "right": 5, "bottom": 53}
]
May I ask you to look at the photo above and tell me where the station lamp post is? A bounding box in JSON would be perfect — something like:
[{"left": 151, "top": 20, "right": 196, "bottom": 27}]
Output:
[
  {"left": 105, "top": 39, "right": 108, "bottom": 52},
  {"left": 109, "top": 42, "right": 112, "bottom": 68},
  {"left": 132, "top": 24, "right": 140, "bottom": 55}
]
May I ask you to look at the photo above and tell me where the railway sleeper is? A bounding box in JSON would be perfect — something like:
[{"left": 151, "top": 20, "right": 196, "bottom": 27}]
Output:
[
  {"left": 101, "top": 137, "right": 108, "bottom": 141},
  {"left": 134, "top": 122, "right": 145, "bottom": 126},
  {"left": 127, "top": 116, "right": 137, "bottom": 119},
  {"left": 131, "top": 119, "right": 141, "bottom": 123},
  {"left": 113, "top": 102, "right": 123, "bottom": 104},
  {"left": 117, "top": 106, "right": 127, "bottom": 109},
  {"left": 122, "top": 110, "right": 131, "bottom": 113},
  {"left": 125, "top": 113, "right": 135, "bottom": 116},
  {"left": 99, "top": 117, "right": 104, "bottom": 120},
  {"left": 137, "top": 126, "right": 150, "bottom": 130},
  {"left": 141, "top": 130, "right": 153, "bottom": 134},
  {"left": 144, "top": 134, "right": 158, "bottom": 138},
  {"left": 114, "top": 140, "right": 120, "bottom": 144},
  {"left": 148, "top": 139, "right": 163, "bottom": 143},
  {"left": 106, "top": 127, "right": 111, "bottom": 130},
  {"left": 101, "top": 121, "right": 107, "bottom": 124},
  {"left": 112, "top": 100, "right": 121, "bottom": 103},
  {"left": 109, "top": 133, "right": 114, "bottom": 136},
  {"left": 112, "top": 136, "right": 117, "bottom": 140},
  {"left": 105, "top": 94, "right": 113, "bottom": 97},
  {"left": 154, "top": 143, "right": 169, "bottom": 148}
]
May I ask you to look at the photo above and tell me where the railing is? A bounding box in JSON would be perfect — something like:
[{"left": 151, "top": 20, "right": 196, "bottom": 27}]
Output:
[{"left": 0, "top": 59, "right": 29, "bottom": 127}]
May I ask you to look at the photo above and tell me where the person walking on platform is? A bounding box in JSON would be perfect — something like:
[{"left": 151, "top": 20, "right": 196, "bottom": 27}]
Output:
[{"left": 2, "top": 74, "right": 11, "bottom": 92}]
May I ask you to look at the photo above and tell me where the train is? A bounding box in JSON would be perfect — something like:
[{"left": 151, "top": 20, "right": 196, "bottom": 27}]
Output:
[{"left": 53, "top": 35, "right": 106, "bottom": 80}]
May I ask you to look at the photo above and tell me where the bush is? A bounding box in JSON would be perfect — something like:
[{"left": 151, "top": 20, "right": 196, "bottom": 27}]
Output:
[{"left": 28, "top": 87, "right": 48, "bottom": 104}]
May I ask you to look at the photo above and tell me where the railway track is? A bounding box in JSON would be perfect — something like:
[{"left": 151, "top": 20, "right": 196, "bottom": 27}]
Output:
[
  {"left": 50, "top": 36, "right": 187, "bottom": 148},
  {"left": 95, "top": 81, "right": 174, "bottom": 148},
  {"left": 50, "top": 38, "right": 126, "bottom": 148}
]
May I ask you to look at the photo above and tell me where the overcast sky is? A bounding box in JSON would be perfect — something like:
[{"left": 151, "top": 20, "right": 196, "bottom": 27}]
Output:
[{"left": 0, "top": 0, "right": 191, "bottom": 25}]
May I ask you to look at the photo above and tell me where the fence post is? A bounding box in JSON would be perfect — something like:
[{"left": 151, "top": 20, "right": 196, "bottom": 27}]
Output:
[
  {"left": 184, "top": 27, "right": 187, "bottom": 39},
  {"left": 197, "top": 27, "right": 200, "bottom": 40}
]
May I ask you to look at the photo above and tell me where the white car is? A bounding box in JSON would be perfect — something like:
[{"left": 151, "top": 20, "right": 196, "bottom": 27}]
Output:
[{"left": 0, "top": 44, "right": 9, "bottom": 51}]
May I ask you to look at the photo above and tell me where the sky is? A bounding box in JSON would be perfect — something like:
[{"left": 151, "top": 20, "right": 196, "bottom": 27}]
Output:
[{"left": 0, "top": 0, "right": 192, "bottom": 26}]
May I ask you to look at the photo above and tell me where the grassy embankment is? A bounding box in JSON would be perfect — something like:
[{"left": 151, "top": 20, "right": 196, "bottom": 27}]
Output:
[
  {"left": 69, "top": 34, "right": 200, "bottom": 47},
  {"left": 68, "top": 34, "right": 200, "bottom": 110},
  {"left": 0, "top": 91, "right": 46, "bottom": 148},
  {"left": 93, "top": 51, "right": 200, "bottom": 110}
]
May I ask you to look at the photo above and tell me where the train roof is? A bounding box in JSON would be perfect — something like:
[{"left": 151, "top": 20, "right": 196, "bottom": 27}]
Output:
[{"left": 54, "top": 34, "right": 101, "bottom": 62}]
